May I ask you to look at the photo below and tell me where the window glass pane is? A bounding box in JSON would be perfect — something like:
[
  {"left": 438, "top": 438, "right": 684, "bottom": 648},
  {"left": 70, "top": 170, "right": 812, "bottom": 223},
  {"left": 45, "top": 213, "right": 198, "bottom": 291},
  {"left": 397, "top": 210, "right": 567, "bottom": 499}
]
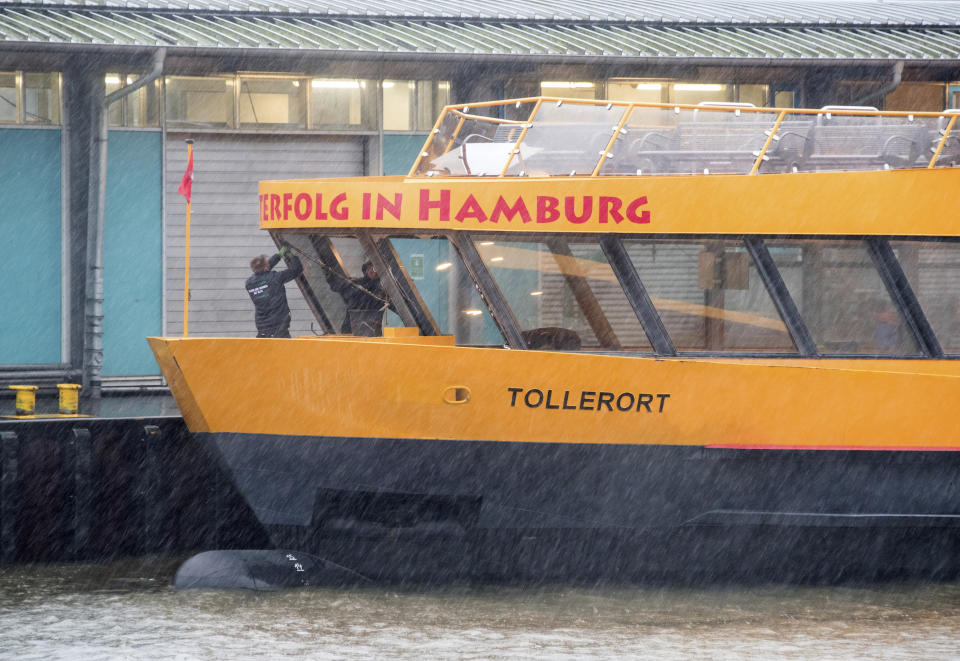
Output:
[
  {"left": 383, "top": 80, "right": 414, "bottom": 131},
  {"left": 524, "top": 101, "right": 627, "bottom": 176},
  {"left": 416, "top": 81, "right": 450, "bottom": 131},
  {"left": 606, "top": 80, "right": 666, "bottom": 104},
  {"left": 238, "top": 77, "right": 305, "bottom": 129},
  {"left": 0, "top": 72, "right": 15, "bottom": 123},
  {"left": 540, "top": 81, "right": 598, "bottom": 100},
  {"left": 670, "top": 83, "right": 732, "bottom": 105},
  {"left": 768, "top": 239, "right": 920, "bottom": 355},
  {"left": 275, "top": 233, "right": 395, "bottom": 335},
  {"left": 738, "top": 84, "right": 767, "bottom": 106},
  {"left": 892, "top": 240, "right": 960, "bottom": 354},
  {"left": 475, "top": 238, "right": 650, "bottom": 351},
  {"left": 165, "top": 76, "right": 234, "bottom": 128},
  {"left": 124, "top": 75, "right": 160, "bottom": 127},
  {"left": 626, "top": 238, "right": 794, "bottom": 353},
  {"left": 774, "top": 90, "right": 796, "bottom": 108},
  {"left": 884, "top": 83, "right": 945, "bottom": 112},
  {"left": 105, "top": 74, "right": 124, "bottom": 126},
  {"left": 310, "top": 79, "right": 375, "bottom": 130},
  {"left": 390, "top": 237, "right": 503, "bottom": 345},
  {"left": 23, "top": 72, "right": 59, "bottom": 124}
]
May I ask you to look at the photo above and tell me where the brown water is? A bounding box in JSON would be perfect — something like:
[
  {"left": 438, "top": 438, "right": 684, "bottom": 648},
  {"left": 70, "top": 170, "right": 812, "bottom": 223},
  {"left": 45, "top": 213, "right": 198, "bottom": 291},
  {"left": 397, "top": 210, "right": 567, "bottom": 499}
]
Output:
[{"left": 1, "top": 558, "right": 959, "bottom": 660}]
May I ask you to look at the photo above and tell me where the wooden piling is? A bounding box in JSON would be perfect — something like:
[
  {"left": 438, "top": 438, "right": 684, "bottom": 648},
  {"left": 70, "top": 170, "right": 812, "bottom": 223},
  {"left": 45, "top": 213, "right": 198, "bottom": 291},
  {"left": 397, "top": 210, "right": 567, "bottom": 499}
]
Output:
[{"left": 0, "top": 431, "right": 19, "bottom": 564}]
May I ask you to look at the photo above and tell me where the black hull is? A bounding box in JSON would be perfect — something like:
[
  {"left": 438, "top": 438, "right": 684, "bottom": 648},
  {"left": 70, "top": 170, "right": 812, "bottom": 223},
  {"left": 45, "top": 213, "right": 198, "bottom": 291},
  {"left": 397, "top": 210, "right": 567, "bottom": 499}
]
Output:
[{"left": 203, "top": 432, "right": 960, "bottom": 585}]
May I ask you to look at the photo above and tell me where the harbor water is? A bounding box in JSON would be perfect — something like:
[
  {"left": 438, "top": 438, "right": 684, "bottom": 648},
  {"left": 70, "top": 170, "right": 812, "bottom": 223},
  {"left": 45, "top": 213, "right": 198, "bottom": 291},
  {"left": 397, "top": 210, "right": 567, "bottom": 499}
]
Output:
[{"left": 2, "top": 559, "right": 960, "bottom": 659}]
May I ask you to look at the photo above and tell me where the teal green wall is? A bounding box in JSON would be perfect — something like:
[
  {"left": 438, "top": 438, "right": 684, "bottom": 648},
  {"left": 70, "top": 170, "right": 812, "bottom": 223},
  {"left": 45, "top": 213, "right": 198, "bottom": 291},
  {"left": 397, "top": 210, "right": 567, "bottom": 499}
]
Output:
[
  {"left": 103, "top": 131, "right": 163, "bottom": 376},
  {"left": 383, "top": 134, "right": 428, "bottom": 175},
  {"left": 0, "top": 129, "right": 61, "bottom": 365}
]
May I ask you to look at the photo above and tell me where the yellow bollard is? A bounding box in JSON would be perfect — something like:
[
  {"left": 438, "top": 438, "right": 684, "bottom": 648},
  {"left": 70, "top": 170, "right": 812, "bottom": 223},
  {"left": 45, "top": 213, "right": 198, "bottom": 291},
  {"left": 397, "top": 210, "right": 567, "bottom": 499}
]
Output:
[
  {"left": 9, "top": 385, "right": 38, "bottom": 416},
  {"left": 57, "top": 383, "right": 82, "bottom": 415}
]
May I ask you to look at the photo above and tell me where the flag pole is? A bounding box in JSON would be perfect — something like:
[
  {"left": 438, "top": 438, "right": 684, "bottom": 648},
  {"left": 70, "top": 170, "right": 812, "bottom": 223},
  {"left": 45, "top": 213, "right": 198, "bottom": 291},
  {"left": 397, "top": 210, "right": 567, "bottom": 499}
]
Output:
[{"left": 181, "top": 140, "right": 194, "bottom": 337}]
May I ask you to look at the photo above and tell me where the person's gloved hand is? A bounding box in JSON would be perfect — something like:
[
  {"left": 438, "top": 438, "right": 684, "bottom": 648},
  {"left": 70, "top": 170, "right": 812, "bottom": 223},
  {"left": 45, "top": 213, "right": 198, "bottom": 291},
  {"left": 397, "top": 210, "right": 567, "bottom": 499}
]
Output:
[{"left": 278, "top": 246, "right": 289, "bottom": 259}]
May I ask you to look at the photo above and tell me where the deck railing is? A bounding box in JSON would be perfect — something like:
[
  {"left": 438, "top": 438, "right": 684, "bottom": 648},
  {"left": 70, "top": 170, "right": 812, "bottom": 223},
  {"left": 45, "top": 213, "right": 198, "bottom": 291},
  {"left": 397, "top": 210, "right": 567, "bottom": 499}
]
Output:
[{"left": 410, "top": 97, "right": 960, "bottom": 178}]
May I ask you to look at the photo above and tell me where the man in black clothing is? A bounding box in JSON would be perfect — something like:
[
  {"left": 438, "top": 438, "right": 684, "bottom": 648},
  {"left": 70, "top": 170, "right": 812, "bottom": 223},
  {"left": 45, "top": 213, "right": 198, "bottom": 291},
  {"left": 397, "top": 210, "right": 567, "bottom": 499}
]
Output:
[
  {"left": 245, "top": 246, "right": 303, "bottom": 337},
  {"left": 326, "top": 260, "right": 390, "bottom": 335}
]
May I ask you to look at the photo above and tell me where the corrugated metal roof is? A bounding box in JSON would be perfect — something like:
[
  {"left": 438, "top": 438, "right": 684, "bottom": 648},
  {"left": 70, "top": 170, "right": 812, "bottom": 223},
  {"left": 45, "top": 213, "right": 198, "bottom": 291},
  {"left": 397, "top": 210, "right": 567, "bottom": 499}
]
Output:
[
  {"left": 2, "top": 0, "right": 960, "bottom": 26},
  {"left": 2, "top": 2, "right": 960, "bottom": 60}
]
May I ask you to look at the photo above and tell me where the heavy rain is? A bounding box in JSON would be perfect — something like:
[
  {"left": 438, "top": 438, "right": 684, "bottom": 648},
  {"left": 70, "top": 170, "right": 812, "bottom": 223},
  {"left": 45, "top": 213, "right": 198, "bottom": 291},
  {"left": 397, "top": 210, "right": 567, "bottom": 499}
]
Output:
[{"left": 3, "top": 0, "right": 960, "bottom": 657}]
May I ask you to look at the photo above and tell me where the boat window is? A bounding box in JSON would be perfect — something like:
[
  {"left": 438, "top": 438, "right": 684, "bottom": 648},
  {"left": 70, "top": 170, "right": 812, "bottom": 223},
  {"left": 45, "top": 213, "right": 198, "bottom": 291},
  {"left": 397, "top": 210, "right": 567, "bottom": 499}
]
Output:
[
  {"left": 623, "top": 239, "right": 795, "bottom": 354},
  {"left": 891, "top": 239, "right": 960, "bottom": 354},
  {"left": 474, "top": 238, "right": 652, "bottom": 352},
  {"left": 273, "top": 233, "right": 403, "bottom": 335},
  {"left": 387, "top": 237, "right": 504, "bottom": 346},
  {"left": 766, "top": 239, "right": 921, "bottom": 356}
]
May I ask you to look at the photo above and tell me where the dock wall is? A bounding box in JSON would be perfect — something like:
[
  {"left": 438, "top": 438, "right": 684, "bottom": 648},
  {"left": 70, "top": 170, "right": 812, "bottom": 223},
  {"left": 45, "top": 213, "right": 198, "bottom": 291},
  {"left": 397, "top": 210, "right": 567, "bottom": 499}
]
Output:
[{"left": 0, "top": 417, "right": 270, "bottom": 565}]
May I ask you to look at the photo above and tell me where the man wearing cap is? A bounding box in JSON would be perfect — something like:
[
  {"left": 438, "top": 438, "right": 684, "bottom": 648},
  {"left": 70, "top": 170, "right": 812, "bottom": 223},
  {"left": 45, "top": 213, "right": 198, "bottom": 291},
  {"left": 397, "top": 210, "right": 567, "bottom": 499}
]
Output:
[
  {"left": 245, "top": 245, "right": 303, "bottom": 338},
  {"left": 325, "top": 260, "right": 390, "bottom": 335}
]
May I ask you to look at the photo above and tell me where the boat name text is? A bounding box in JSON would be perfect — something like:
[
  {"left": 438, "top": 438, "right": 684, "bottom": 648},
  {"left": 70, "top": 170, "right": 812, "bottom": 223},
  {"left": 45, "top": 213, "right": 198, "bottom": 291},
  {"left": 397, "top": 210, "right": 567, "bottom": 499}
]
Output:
[
  {"left": 260, "top": 190, "right": 651, "bottom": 226},
  {"left": 508, "top": 387, "right": 669, "bottom": 413}
]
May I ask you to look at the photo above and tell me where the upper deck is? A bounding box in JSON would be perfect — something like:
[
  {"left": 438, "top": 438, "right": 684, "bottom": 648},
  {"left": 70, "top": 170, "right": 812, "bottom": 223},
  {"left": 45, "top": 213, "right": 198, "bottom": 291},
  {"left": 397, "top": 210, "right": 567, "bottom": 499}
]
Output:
[{"left": 259, "top": 97, "right": 960, "bottom": 237}]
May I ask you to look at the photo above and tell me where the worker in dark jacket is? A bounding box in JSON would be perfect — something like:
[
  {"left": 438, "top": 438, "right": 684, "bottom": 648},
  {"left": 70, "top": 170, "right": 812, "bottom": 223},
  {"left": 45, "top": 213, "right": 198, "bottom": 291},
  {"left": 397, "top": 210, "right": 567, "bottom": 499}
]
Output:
[
  {"left": 326, "top": 260, "right": 390, "bottom": 335},
  {"left": 245, "top": 246, "right": 303, "bottom": 337}
]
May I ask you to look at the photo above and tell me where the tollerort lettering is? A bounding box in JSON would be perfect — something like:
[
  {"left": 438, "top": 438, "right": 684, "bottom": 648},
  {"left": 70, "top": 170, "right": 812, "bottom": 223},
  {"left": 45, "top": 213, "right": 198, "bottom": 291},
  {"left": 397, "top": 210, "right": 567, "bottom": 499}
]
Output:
[{"left": 508, "top": 387, "right": 670, "bottom": 413}]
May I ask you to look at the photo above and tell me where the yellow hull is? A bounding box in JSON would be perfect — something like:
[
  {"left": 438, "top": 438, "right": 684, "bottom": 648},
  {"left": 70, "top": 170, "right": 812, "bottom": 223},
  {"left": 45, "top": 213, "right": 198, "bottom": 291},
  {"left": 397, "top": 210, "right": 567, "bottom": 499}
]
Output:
[{"left": 149, "top": 335, "right": 960, "bottom": 450}]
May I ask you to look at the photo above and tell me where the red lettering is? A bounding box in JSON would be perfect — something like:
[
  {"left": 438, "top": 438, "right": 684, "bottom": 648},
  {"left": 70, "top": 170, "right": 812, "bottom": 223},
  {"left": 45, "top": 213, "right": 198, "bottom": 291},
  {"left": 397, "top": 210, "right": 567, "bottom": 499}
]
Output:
[
  {"left": 537, "top": 196, "right": 560, "bottom": 223},
  {"left": 330, "top": 193, "right": 348, "bottom": 220},
  {"left": 362, "top": 192, "right": 371, "bottom": 220},
  {"left": 270, "top": 194, "right": 281, "bottom": 221},
  {"left": 564, "top": 196, "right": 592, "bottom": 224},
  {"left": 490, "top": 196, "right": 532, "bottom": 223},
  {"left": 315, "top": 193, "right": 327, "bottom": 220},
  {"left": 455, "top": 194, "right": 488, "bottom": 223},
  {"left": 376, "top": 193, "right": 403, "bottom": 221},
  {"left": 294, "top": 193, "right": 311, "bottom": 221},
  {"left": 626, "top": 196, "right": 650, "bottom": 224},
  {"left": 282, "top": 193, "right": 293, "bottom": 220},
  {"left": 600, "top": 196, "right": 623, "bottom": 223},
  {"left": 259, "top": 194, "right": 267, "bottom": 222},
  {"left": 419, "top": 188, "right": 451, "bottom": 222}
]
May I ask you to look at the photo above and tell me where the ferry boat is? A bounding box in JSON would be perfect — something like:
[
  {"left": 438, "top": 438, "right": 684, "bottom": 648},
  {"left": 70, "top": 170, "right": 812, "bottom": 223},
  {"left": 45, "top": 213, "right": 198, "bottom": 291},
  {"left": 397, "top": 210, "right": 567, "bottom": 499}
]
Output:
[{"left": 151, "top": 98, "right": 960, "bottom": 584}]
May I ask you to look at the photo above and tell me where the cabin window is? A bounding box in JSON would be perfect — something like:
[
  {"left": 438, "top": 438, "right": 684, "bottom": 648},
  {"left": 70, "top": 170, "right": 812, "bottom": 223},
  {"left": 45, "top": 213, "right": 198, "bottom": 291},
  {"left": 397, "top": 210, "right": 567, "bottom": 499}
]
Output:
[
  {"left": 165, "top": 76, "right": 235, "bottom": 129},
  {"left": 767, "top": 239, "right": 921, "bottom": 356},
  {"left": 0, "top": 72, "right": 16, "bottom": 123},
  {"left": 105, "top": 74, "right": 160, "bottom": 127},
  {"left": 272, "top": 233, "right": 403, "bottom": 335},
  {"left": 238, "top": 76, "right": 306, "bottom": 129},
  {"left": 388, "top": 237, "right": 503, "bottom": 346},
  {"left": 624, "top": 239, "right": 795, "bottom": 354},
  {"left": 891, "top": 240, "right": 960, "bottom": 354},
  {"left": 474, "top": 238, "right": 651, "bottom": 352}
]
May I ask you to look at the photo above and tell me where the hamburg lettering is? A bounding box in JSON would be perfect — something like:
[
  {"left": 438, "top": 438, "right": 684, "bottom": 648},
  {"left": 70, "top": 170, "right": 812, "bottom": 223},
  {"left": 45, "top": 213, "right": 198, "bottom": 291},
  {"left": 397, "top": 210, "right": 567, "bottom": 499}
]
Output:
[
  {"left": 261, "top": 190, "right": 651, "bottom": 226},
  {"left": 507, "top": 387, "right": 670, "bottom": 413}
]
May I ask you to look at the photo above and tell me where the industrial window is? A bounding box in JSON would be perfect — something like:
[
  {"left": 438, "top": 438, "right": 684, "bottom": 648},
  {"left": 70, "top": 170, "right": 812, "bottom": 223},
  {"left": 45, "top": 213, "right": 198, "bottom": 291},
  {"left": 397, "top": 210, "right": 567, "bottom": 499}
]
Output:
[
  {"left": 606, "top": 80, "right": 768, "bottom": 107},
  {"left": 0, "top": 72, "right": 60, "bottom": 125},
  {"left": 105, "top": 73, "right": 160, "bottom": 128},
  {"left": 310, "top": 79, "right": 376, "bottom": 130},
  {"left": 382, "top": 80, "right": 451, "bottom": 132},
  {"left": 238, "top": 76, "right": 306, "bottom": 129},
  {"left": 539, "top": 81, "right": 599, "bottom": 100},
  {"left": 165, "top": 76, "right": 235, "bottom": 129}
]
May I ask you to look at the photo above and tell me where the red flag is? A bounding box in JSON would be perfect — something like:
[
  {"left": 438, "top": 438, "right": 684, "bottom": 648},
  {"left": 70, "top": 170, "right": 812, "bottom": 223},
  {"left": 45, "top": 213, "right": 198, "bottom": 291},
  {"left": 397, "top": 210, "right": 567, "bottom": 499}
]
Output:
[{"left": 177, "top": 150, "right": 194, "bottom": 203}]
